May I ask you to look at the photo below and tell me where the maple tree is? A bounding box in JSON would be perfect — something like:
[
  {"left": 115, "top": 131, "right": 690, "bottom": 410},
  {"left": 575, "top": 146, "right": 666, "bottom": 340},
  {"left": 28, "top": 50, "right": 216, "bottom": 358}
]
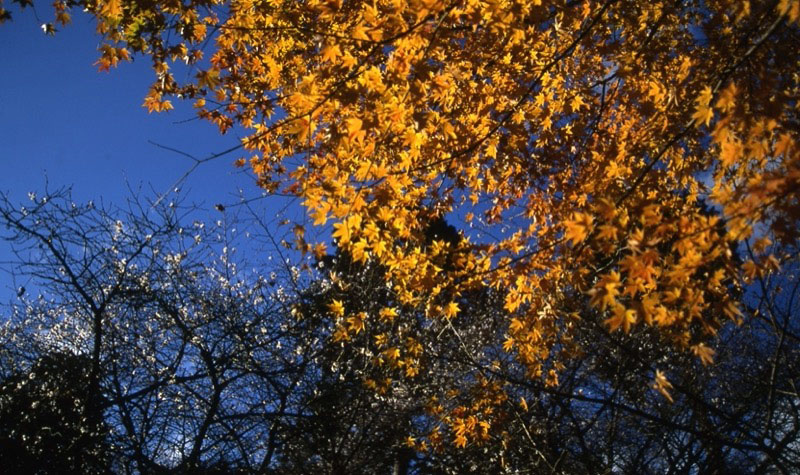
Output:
[
  {"left": 3, "top": 191, "right": 798, "bottom": 472},
  {"left": 269, "top": 236, "right": 800, "bottom": 472},
  {"left": 3, "top": 0, "right": 800, "bottom": 456}
]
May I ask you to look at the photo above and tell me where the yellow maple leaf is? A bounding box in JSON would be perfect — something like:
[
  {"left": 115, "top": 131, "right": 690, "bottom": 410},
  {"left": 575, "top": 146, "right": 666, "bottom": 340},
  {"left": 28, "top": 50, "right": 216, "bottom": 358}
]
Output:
[
  {"left": 332, "top": 215, "right": 361, "bottom": 246},
  {"left": 597, "top": 224, "right": 619, "bottom": 241},
  {"left": 352, "top": 23, "right": 370, "bottom": 41},
  {"left": 320, "top": 43, "right": 341, "bottom": 64},
  {"left": 328, "top": 299, "right": 345, "bottom": 318},
  {"left": 774, "top": 132, "right": 794, "bottom": 157},
  {"left": 310, "top": 201, "right": 330, "bottom": 226},
  {"left": 691, "top": 343, "right": 715, "bottom": 365},
  {"left": 351, "top": 238, "right": 369, "bottom": 263},
  {"left": 715, "top": 83, "right": 737, "bottom": 112},
  {"left": 383, "top": 347, "right": 400, "bottom": 361},
  {"left": 570, "top": 94, "right": 585, "bottom": 112},
  {"left": 371, "top": 239, "right": 387, "bottom": 258},
  {"left": 564, "top": 212, "right": 593, "bottom": 246},
  {"left": 719, "top": 139, "right": 741, "bottom": 167},
  {"left": 345, "top": 117, "right": 366, "bottom": 144},
  {"left": 443, "top": 301, "right": 460, "bottom": 319},
  {"left": 347, "top": 312, "right": 366, "bottom": 334},
  {"left": 405, "top": 363, "right": 419, "bottom": 378},
  {"left": 285, "top": 117, "right": 313, "bottom": 142},
  {"left": 692, "top": 85, "right": 714, "bottom": 127},
  {"left": 777, "top": 0, "right": 800, "bottom": 22},
  {"left": 331, "top": 221, "right": 350, "bottom": 245},
  {"left": 379, "top": 307, "right": 398, "bottom": 321},
  {"left": 340, "top": 51, "right": 357, "bottom": 69},
  {"left": 312, "top": 242, "right": 328, "bottom": 258},
  {"left": 143, "top": 95, "right": 173, "bottom": 113},
  {"left": 333, "top": 325, "right": 350, "bottom": 342},
  {"left": 503, "top": 336, "right": 515, "bottom": 351},
  {"left": 652, "top": 370, "right": 674, "bottom": 402},
  {"left": 590, "top": 271, "right": 622, "bottom": 310},
  {"left": 101, "top": 0, "right": 122, "bottom": 20},
  {"left": 509, "top": 317, "right": 525, "bottom": 333},
  {"left": 605, "top": 304, "right": 637, "bottom": 333}
]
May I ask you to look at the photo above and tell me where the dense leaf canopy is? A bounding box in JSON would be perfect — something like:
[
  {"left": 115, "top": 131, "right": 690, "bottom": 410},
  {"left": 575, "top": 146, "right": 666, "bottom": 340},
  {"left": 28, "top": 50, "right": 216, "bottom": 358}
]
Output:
[{"left": 2, "top": 0, "right": 799, "bottom": 459}]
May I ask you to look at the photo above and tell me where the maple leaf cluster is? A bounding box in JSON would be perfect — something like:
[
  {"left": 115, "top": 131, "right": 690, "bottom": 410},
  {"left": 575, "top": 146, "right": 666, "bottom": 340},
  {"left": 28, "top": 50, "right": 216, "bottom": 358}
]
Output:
[{"left": 4, "top": 0, "right": 800, "bottom": 454}]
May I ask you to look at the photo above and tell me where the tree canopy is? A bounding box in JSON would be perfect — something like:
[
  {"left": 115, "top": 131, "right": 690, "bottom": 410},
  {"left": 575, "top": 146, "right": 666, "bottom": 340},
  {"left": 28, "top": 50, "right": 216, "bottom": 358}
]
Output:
[{"left": 2, "top": 0, "right": 800, "bottom": 464}]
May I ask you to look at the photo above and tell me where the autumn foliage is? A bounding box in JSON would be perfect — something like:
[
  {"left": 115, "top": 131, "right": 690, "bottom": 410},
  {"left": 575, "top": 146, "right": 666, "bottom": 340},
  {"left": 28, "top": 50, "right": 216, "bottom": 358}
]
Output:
[{"left": 3, "top": 0, "right": 800, "bottom": 458}]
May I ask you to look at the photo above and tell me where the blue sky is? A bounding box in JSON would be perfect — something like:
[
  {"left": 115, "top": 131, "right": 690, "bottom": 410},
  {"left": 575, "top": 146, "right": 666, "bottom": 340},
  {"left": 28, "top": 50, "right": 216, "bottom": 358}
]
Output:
[
  {"left": 0, "top": 10, "right": 295, "bottom": 300},
  {"left": 0, "top": 9, "right": 257, "bottom": 205}
]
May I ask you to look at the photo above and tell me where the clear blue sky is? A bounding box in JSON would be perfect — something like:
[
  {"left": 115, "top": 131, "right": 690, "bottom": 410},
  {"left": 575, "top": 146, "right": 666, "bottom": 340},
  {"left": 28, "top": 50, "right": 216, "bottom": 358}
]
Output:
[
  {"left": 0, "top": 9, "right": 257, "bottom": 205},
  {"left": 0, "top": 10, "right": 296, "bottom": 300}
]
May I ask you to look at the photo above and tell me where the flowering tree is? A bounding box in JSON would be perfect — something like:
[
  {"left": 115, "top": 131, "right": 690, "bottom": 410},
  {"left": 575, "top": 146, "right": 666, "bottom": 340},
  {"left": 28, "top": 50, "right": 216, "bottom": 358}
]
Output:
[{"left": 0, "top": 189, "right": 328, "bottom": 472}]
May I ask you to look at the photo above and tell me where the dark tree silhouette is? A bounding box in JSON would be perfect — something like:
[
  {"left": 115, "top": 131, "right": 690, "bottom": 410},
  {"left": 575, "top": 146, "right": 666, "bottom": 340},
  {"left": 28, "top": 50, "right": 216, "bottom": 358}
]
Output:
[{"left": 0, "top": 352, "right": 111, "bottom": 474}]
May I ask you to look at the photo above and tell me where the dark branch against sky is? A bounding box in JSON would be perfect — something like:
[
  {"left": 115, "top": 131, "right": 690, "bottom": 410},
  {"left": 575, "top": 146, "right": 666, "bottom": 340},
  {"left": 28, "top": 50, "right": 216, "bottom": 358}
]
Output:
[{"left": 0, "top": 11, "right": 287, "bottom": 301}]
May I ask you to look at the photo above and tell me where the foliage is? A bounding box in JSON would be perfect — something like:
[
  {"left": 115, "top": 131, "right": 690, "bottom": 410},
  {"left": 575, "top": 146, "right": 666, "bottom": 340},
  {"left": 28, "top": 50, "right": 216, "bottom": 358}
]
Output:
[
  {"left": 0, "top": 189, "right": 327, "bottom": 472},
  {"left": 281, "top": 243, "right": 510, "bottom": 473},
  {"left": 3, "top": 0, "right": 800, "bottom": 461},
  {"left": 288, "top": 239, "right": 800, "bottom": 473},
  {"left": 1, "top": 189, "right": 798, "bottom": 472},
  {"left": 0, "top": 352, "right": 111, "bottom": 474}
]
